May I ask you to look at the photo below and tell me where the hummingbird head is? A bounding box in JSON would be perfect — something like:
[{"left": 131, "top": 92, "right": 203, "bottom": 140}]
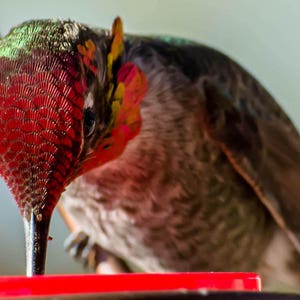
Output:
[{"left": 0, "top": 17, "right": 147, "bottom": 275}]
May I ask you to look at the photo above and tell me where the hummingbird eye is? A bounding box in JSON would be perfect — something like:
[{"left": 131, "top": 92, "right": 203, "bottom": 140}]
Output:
[{"left": 83, "top": 107, "right": 96, "bottom": 138}]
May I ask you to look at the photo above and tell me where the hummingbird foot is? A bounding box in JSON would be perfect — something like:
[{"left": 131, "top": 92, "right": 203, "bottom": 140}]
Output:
[{"left": 64, "top": 231, "right": 131, "bottom": 273}]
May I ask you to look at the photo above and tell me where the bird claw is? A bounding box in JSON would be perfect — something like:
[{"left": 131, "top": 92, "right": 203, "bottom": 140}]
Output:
[{"left": 64, "top": 231, "right": 108, "bottom": 271}]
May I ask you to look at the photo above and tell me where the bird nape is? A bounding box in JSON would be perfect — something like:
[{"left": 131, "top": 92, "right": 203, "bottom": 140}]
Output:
[{"left": 0, "top": 17, "right": 300, "bottom": 291}]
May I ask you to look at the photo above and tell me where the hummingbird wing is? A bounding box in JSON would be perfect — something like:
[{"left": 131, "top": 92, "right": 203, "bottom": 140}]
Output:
[{"left": 200, "top": 80, "right": 300, "bottom": 253}]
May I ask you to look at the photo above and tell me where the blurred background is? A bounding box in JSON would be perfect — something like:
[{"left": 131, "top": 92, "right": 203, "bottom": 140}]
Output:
[{"left": 0, "top": 0, "right": 299, "bottom": 275}]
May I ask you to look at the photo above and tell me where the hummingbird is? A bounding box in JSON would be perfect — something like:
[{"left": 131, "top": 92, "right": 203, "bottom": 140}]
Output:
[{"left": 0, "top": 17, "right": 299, "bottom": 289}]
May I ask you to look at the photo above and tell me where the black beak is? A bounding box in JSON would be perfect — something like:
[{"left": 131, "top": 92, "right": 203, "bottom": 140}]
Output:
[{"left": 23, "top": 211, "right": 51, "bottom": 276}]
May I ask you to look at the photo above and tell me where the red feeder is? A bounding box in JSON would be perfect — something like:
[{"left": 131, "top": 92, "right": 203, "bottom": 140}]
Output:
[{"left": 0, "top": 272, "right": 260, "bottom": 298}]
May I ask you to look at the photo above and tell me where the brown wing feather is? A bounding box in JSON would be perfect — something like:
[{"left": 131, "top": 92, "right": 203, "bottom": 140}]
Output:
[{"left": 201, "top": 80, "right": 300, "bottom": 253}]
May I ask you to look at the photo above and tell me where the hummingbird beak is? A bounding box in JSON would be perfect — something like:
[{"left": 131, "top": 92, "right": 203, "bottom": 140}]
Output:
[{"left": 23, "top": 211, "right": 51, "bottom": 276}]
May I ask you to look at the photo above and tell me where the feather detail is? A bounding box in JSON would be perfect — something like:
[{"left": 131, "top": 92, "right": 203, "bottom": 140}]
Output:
[
  {"left": 107, "top": 17, "right": 124, "bottom": 82},
  {"left": 80, "top": 62, "right": 148, "bottom": 170}
]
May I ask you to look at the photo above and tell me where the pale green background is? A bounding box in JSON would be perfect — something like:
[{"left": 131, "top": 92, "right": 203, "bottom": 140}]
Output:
[{"left": 0, "top": 0, "right": 299, "bottom": 275}]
